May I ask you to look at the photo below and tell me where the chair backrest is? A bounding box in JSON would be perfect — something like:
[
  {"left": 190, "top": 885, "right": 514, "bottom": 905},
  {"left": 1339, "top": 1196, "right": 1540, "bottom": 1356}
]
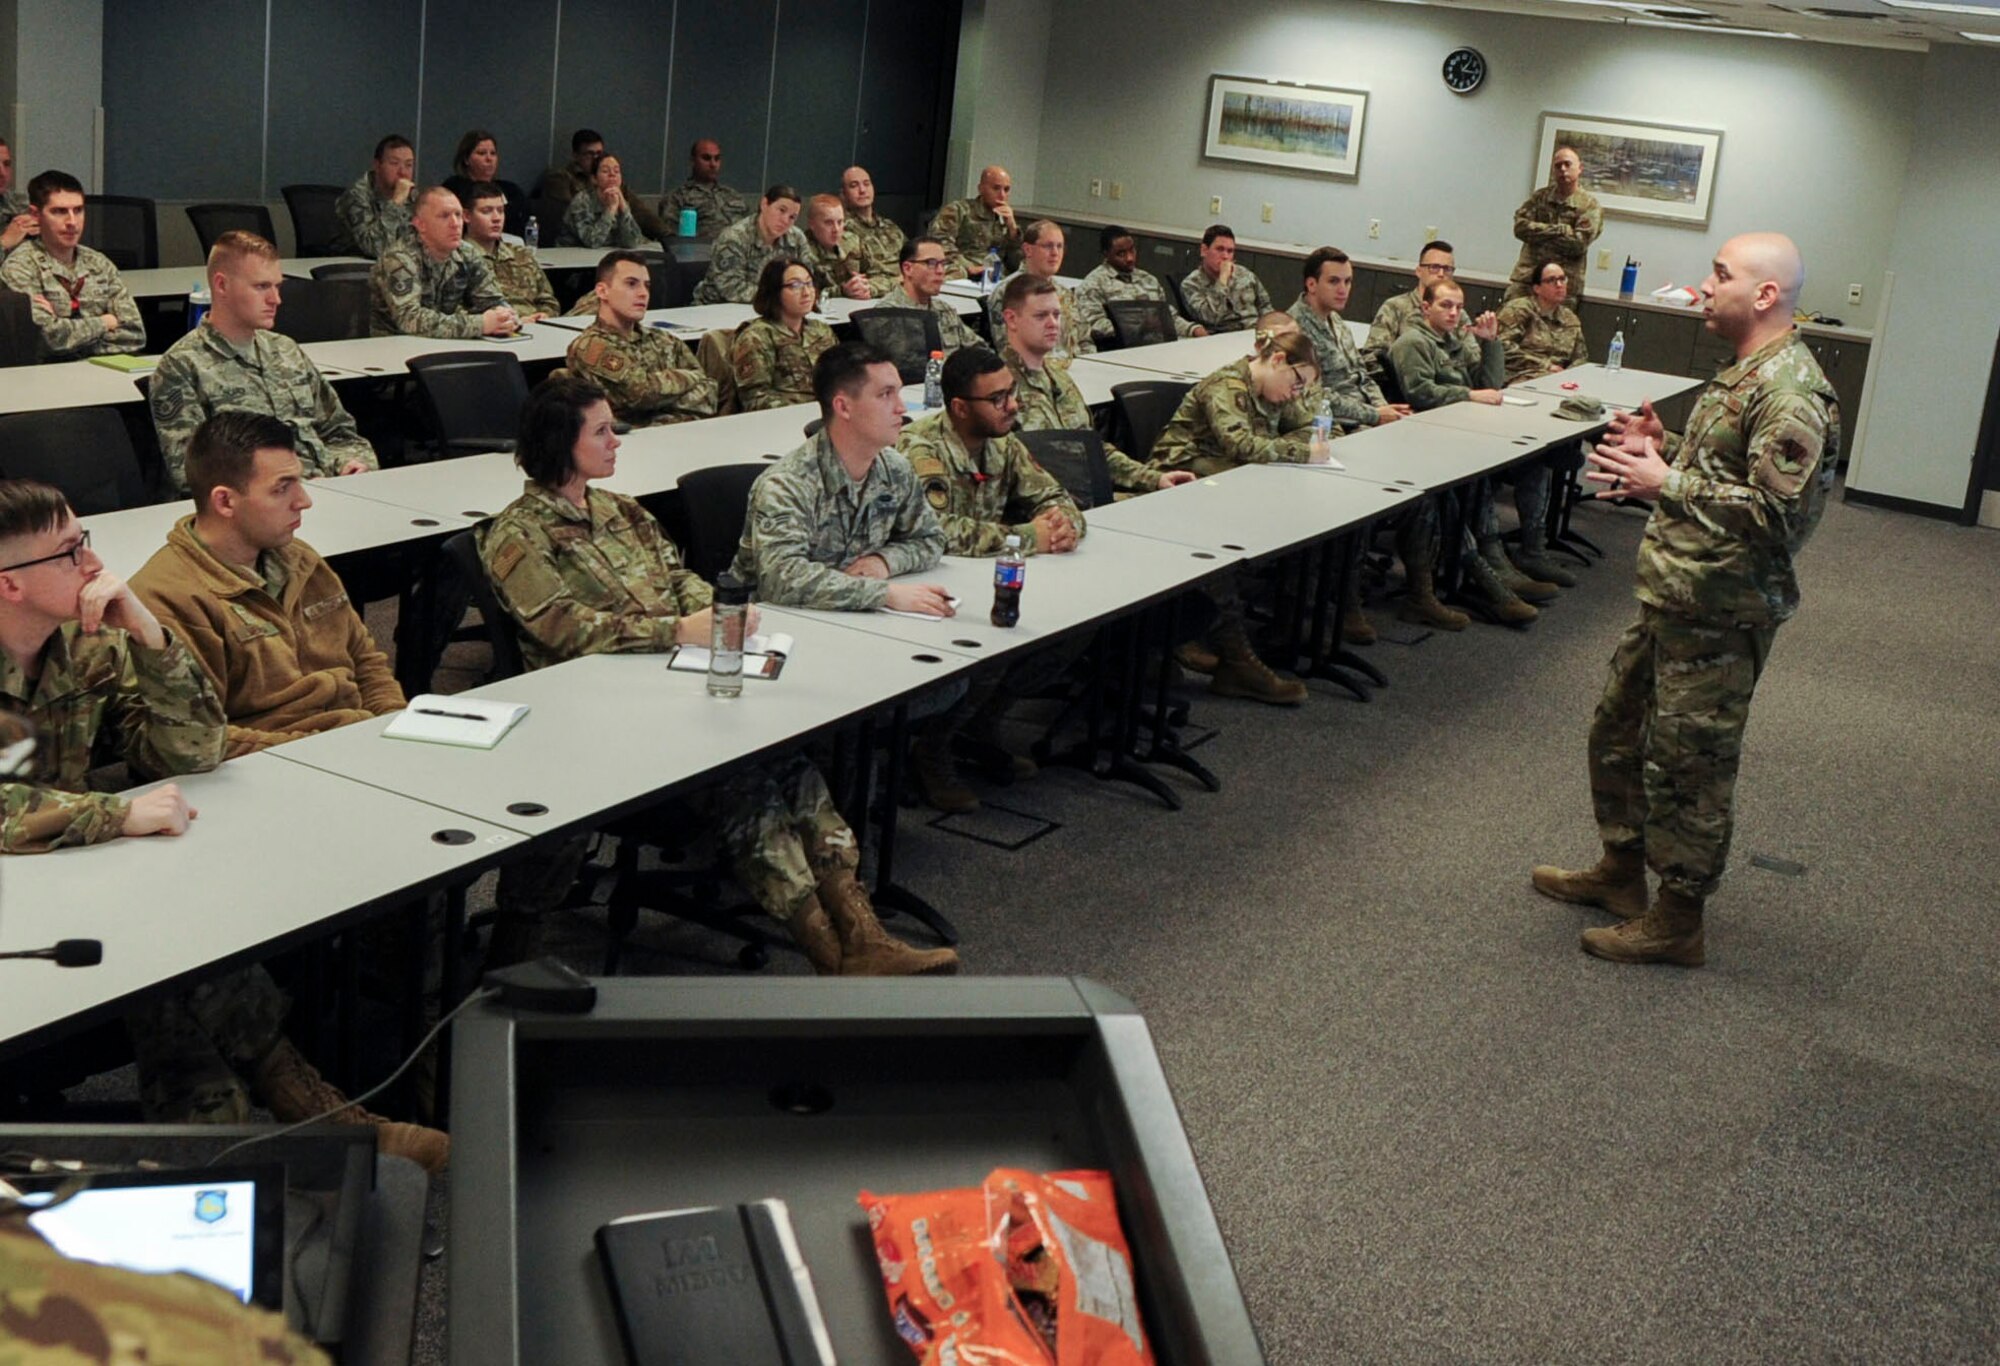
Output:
[
  {"left": 439, "top": 530, "right": 524, "bottom": 680},
  {"left": 1374, "top": 352, "right": 1408, "bottom": 407},
  {"left": 273, "top": 276, "right": 369, "bottom": 344},
  {"left": 849, "top": 306, "right": 943, "bottom": 384},
  {"left": 407, "top": 351, "right": 530, "bottom": 458},
  {"left": 674, "top": 463, "right": 769, "bottom": 584},
  {"left": 695, "top": 326, "right": 740, "bottom": 415},
  {"left": 80, "top": 195, "right": 159, "bottom": 270},
  {"left": 1016, "top": 428, "right": 1114, "bottom": 512},
  {"left": 527, "top": 196, "right": 565, "bottom": 240},
  {"left": 675, "top": 259, "right": 709, "bottom": 305},
  {"left": 1106, "top": 298, "right": 1179, "bottom": 350},
  {"left": 310, "top": 261, "right": 373, "bottom": 281},
  {"left": 0, "top": 408, "right": 150, "bottom": 514},
  {"left": 186, "top": 203, "right": 277, "bottom": 256},
  {"left": 0, "top": 289, "right": 40, "bottom": 368},
  {"left": 1111, "top": 379, "right": 1192, "bottom": 462},
  {"left": 281, "top": 184, "right": 345, "bottom": 258}
]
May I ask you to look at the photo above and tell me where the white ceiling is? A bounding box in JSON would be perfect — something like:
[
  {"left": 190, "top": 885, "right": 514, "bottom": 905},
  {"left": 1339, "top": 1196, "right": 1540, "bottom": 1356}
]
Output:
[{"left": 1376, "top": 0, "right": 2000, "bottom": 51}]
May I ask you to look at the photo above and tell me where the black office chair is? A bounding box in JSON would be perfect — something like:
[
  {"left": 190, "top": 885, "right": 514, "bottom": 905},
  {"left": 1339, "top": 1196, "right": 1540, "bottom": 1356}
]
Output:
[
  {"left": 186, "top": 203, "right": 278, "bottom": 255},
  {"left": 310, "top": 261, "right": 373, "bottom": 281},
  {"left": 281, "top": 184, "right": 346, "bottom": 258},
  {"left": 676, "top": 259, "right": 709, "bottom": 305},
  {"left": 1110, "top": 379, "right": 1192, "bottom": 462},
  {"left": 1375, "top": 353, "right": 1409, "bottom": 407},
  {"left": 273, "top": 276, "right": 369, "bottom": 343},
  {"left": 407, "top": 351, "right": 530, "bottom": 458},
  {"left": 437, "top": 530, "right": 524, "bottom": 682},
  {"left": 1017, "top": 428, "right": 1114, "bottom": 511},
  {"left": 527, "top": 196, "right": 565, "bottom": 242},
  {"left": 0, "top": 409, "right": 151, "bottom": 514},
  {"left": 644, "top": 253, "right": 688, "bottom": 309},
  {"left": 675, "top": 463, "right": 768, "bottom": 583},
  {"left": 849, "top": 306, "right": 944, "bottom": 384},
  {"left": 0, "top": 288, "right": 39, "bottom": 368},
  {"left": 80, "top": 195, "right": 159, "bottom": 270},
  {"left": 1106, "top": 298, "right": 1180, "bottom": 350}
]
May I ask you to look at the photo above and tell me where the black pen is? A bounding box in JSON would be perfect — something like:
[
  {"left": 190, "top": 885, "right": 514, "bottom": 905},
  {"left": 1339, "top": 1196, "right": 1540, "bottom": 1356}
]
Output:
[{"left": 414, "top": 706, "right": 488, "bottom": 721}]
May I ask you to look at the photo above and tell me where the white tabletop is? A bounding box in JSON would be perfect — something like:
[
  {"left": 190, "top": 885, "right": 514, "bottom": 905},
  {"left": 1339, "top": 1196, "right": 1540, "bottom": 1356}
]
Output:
[
  {"left": 302, "top": 324, "right": 576, "bottom": 377},
  {"left": 1081, "top": 463, "right": 1417, "bottom": 560},
  {"left": 0, "top": 359, "right": 149, "bottom": 413},
  {"left": 1079, "top": 331, "right": 1256, "bottom": 381},
  {"left": 1516, "top": 362, "right": 1703, "bottom": 411},
  {"left": 122, "top": 258, "right": 373, "bottom": 299},
  {"left": 83, "top": 484, "right": 472, "bottom": 572},
  {"left": 1407, "top": 389, "right": 1600, "bottom": 449},
  {"left": 820, "top": 292, "right": 981, "bottom": 321},
  {"left": 942, "top": 274, "right": 1083, "bottom": 300},
  {"left": 0, "top": 752, "right": 524, "bottom": 1053},
  {"left": 269, "top": 618, "right": 978, "bottom": 839},
  {"left": 1313, "top": 415, "right": 1545, "bottom": 492},
  {"left": 1062, "top": 356, "right": 1151, "bottom": 407}
]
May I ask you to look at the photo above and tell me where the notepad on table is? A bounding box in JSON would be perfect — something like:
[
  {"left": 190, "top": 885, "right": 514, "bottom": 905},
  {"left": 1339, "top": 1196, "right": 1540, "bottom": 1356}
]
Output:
[
  {"left": 669, "top": 631, "right": 794, "bottom": 679},
  {"left": 383, "top": 694, "right": 529, "bottom": 748},
  {"left": 881, "top": 595, "right": 960, "bottom": 621},
  {"left": 88, "top": 354, "right": 157, "bottom": 374}
]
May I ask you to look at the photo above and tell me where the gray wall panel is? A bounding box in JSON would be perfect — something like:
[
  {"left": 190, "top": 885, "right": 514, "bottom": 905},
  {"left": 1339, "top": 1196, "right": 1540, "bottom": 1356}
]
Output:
[
  {"left": 103, "top": 0, "right": 264, "bottom": 199},
  {"left": 267, "top": 0, "right": 421, "bottom": 193},
  {"left": 417, "top": 0, "right": 560, "bottom": 185},
  {"left": 765, "top": 0, "right": 866, "bottom": 195},
  {"left": 551, "top": 0, "right": 675, "bottom": 195},
  {"left": 856, "top": 0, "right": 953, "bottom": 225},
  {"left": 666, "top": 0, "right": 775, "bottom": 194}
]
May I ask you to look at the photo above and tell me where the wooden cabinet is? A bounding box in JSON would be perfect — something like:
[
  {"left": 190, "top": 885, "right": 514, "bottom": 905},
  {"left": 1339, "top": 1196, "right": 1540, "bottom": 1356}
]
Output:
[
  {"left": 1802, "top": 334, "right": 1869, "bottom": 444},
  {"left": 1577, "top": 301, "right": 1700, "bottom": 375}
]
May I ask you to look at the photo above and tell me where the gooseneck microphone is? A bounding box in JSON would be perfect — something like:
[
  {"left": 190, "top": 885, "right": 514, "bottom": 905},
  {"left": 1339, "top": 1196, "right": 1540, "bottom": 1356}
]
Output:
[{"left": 0, "top": 939, "right": 104, "bottom": 967}]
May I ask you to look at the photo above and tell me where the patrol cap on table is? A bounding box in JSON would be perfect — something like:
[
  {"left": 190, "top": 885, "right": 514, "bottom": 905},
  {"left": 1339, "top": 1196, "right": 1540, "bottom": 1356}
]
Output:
[{"left": 1553, "top": 394, "right": 1606, "bottom": 422}]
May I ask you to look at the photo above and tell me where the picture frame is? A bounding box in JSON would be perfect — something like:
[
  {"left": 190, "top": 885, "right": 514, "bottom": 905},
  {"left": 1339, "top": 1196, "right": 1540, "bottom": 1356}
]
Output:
[
  {"left": 1535, "top": 112, "right": 1722, "bottom": 227},
  {"left": 1203, "top": 75, "right": 1368, "bottom": 179}
]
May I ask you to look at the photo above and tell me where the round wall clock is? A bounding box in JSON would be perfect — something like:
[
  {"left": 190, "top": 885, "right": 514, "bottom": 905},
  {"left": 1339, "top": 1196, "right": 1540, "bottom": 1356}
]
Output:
[{"left": 1443, "top": 46, "right": 1487, "bottom": 94}]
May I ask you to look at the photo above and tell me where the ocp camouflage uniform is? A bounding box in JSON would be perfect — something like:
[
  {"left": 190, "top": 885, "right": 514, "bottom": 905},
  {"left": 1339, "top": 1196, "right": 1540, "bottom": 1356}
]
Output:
[
  {"left": 1507, "top": 185, "right": 1602, "bottom": 299},
  {"left": 330, "top": 173, "right": 411, "bottom": 258},
  {"left": 560, "top": 191, "right": 646, "bottom": 249},
  {"left": 1363, "top": 285, "right": 1424, "bottom": 367},
  {"left": 1588, "top": 330, "right": 1838, "bottom": 898},
  {"left": 0, "top": 187, "right": 29, "bottom": 264},
  {"left": 1146, "top": 357, "right": 1316, "bottom": 478},
  {"left": 801, "top": 228, "right": 872, "bottom": 299},
  {"left": 368, "top": 239, "right": 507, "bottom": 337},
  {"left": 1179, "top": 266, "right": 1270, "bottom": 333},
  {"left": 481, "top": 239, "right": 559, "bottom": 317},
  {"left": 1074, "top": 264, "right": 1198, "bottom": 347},
  {"left": 695, "top": 215, "right": 810, "bottom": 304},
  {"left": 730, "top": 430, "right": 945, "bottom": 610},
  {"left": 660, "top": 179, "right": 749, "bottom": 241},
  {"left": 478, "top": 481, "right": 861, "bottom": 922},
  {"left": 881, "top": 281, "right": 982, "bottom": 353},
  {"left": 565, "top": 320, "right": 718, "bottom": 426},
  {"left": 0, "top": 239, "right": 144, "bottom": 360},
  {"left": 1496, "top": 295, "right": 1587, "bottom": 386},
  {"left": 1288, "top": 297, "right": 1386, "bottom": 429},
  {"left": 1002, "top": 344, "right": 1164, "bottom": 493},
  {"left": 150, "top": 321, "right": 377, "bottom": 493},
  {"left": 987, "top": 274, "right": 1088, "bottom": 356},
  {"left": 899, "top": 410, "right": 1084, "bottom": 556},
  {"left": 928, "top": 196, "right": 1022, "bottom": 278},
  {"left": 732, "top": 316, "right": 836, "bottom": 412},
  {"left": 847, "top": 211, "right": 907, "bottom": 286},
  {"left": 0, "top": 1208, "right": 330, "bottom": 1364}
]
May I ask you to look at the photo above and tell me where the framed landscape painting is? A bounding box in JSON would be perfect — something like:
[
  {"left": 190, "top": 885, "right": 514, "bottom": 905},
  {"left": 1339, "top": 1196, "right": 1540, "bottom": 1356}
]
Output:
[
  {"left": 1536, "top": 113, "right": 1721, "bottom": 226},
  {"left": 1204, "top": 75, "right": 1368, "bottom": 179}
]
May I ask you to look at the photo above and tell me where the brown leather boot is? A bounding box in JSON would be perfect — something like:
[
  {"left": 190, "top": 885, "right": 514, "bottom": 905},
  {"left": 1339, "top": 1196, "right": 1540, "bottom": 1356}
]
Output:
[
  {"left": 1463, "top": 552, "right": 1538, "bottom": 626},
  {"left": 909, "top": 731, "right": 979, "bottom": 813},
  {"left": 1581, "top": 886, "right": 1706, "bottom": 967},
  {"left": 817, "top": 868, "right": 959, "bottom": 976},
  {"left": 1481, "top": 538, "right": 1559, "bottom": 602},
  {"left": 1207, "top": 621, "right": 1307, "bottom": 706},
  {"left": 254, "top": 1038, "right": 450, "bottom": 1174},
  {"left": 1339, "top": 575, "right": 1376, "bottom": 645},
  {"left": 1531, "top": 846, "right": 1648, "bottom": 919},
  {"left": 1394, "top": 531, "right": 1469, "bottom": 631},
  {"left": 787, "top": 894, "right": 843, "bottom": 975},
  {"left": 1173, "top": 641, "right": 1218, "bottom": 675}
]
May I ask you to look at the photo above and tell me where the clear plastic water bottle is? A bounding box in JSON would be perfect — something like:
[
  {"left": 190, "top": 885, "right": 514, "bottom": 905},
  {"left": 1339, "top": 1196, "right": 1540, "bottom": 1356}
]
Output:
[
  {"left": 523, "top": 215, "right": 540, "bottom": 250},
  {"left": 1606, "top": 330, "right": 1625, "bottom": 373},
  {"left": 706, "top": 574, "right": 749, "bottom": 698},
  {"left": 186, "top": 282, "right": 210, "bottom": 332},
  {"left": 1311, "top": 394, "right": 1334, "bottom": 463},
  {"left": 923, "top": 350, "right": 945, "bottom": 410},
  {"left": 991, "top": 535, "right": 1024, "bottom": 628},
  {"left": 983, "top": 247, "right": 1001, "bottom": 295}
]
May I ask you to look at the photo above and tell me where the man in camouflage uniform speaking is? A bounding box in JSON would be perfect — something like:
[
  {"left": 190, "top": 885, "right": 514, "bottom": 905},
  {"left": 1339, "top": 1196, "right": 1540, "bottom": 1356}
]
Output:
[
  {"left": 1534, "top": 233, "right": 1839, "bottom": 968},
  {"left": 150, "top": 231, "right": 378, "bottom": 494}
]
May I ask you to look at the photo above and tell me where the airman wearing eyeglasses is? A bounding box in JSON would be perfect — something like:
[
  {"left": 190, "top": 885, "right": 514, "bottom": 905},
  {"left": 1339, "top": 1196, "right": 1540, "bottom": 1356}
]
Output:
[
  {"left": 1365, "top": 237, "right": 1462, "bottom": 366},
  {"left": 882, "top": 235, "right": 981, "bottom": 352}
]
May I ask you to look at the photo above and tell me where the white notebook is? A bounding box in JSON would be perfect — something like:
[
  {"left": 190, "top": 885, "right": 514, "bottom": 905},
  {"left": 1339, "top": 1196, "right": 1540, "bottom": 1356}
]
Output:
[
  {"left": 669, "top": 631, "right": 795, "bottom": 679},
  {"left": 383, "top": 694, "right": 530, "bottom": 749}
]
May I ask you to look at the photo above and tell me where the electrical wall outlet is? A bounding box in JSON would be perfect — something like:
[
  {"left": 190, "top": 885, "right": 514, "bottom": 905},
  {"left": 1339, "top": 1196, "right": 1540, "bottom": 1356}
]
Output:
[
  {"left": 1597, "top": 248, "right": 1612, "bottom": 270},
  {"left": 1261, "top": 202, "right": 1274, "bottom": 223},
  {"left": 1089, "top": 178, "right": 1103, "bottom": 198},
  {"left": 1368, "top": 218, "right": 1381, "bottom": 239},
  {"left": 1208, "top": 196, "right": 1222, "bottom": 215},
  {"left": 1109, "top": 181, "right": 1124, "bottom": 200},
  {"left": 1847, "top": 283, "right": 1863, "bottom": 305}
]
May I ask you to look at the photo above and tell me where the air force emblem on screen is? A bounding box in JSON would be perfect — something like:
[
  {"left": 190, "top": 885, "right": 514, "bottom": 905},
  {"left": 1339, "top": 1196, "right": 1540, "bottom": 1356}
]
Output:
[{"left": 194, "top": 1190, "right": 229, "bottom": 1224}]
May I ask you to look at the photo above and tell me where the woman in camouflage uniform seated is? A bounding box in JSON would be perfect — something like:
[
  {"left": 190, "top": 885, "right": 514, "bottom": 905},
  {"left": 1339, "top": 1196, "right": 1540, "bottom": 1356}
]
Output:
[{"left": 732, "top": 257, "right": 837, "bottom": 412}]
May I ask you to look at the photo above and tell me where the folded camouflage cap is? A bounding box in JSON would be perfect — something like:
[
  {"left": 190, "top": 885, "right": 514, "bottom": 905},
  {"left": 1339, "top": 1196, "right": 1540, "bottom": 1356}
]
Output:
[{"left": 1553, "top": 394, "right": 1607, "bottom": 421}]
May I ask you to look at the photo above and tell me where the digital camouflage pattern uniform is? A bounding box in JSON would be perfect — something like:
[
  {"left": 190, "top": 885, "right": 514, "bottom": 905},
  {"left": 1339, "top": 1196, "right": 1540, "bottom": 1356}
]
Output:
[
  {"left": 928, "top": 197, "right": 1022, "bottom": 279},
  {"left": 564, "top": 320, "right": 718, "bottom": 426},
  {"left": 0, "top": 186, "right": 29, "bottom": 265},
  {"left": 1363, "top": 285, "right": 1425, "bottom": 368},
  {"left": 1074, "top": 264, "right": 1198, "bottom": 347},
  {"left": 880, "top": 282, "right": 982, "bottom": 352},
  {"left": 1146, "top": 357, "right": 1316, "bottom": 478},
  {"left": 987, "top": 274, "right": 1088, "bottom": 356},
  {"left": 0, "top": 240, "right": 144, "bottom": 360},
  {"left": 1589, "top": 330, "right": 1838, "bottom": 898},
  {"left": 1496, "top": 295, "right": 1588, "bottom": 387},
  {"left": 1287, "top": 297, "right": 1387, "bottom": 429},
  {"left": 0, "top": 1207, "right": 330, "bottom": 1365},
  {"left": 480, "top": 239, "right": 559, "bottom": 317},
  {"left": 730, "top": 431, "right": 945, "bottom": 610},
  {"left": 560, "top": 192, "right": 646, "bottom": 249},
  {"left": 1002, "top": 345, "right": 1165, "bottom": 493},
  {"left": 695, "top": 215, "right": 810, "bottom": 305},
  {"left": 1179, "top": 266, "right": 1270, "bottom": 333},
  {"left": 1508, "top": 184, "right": 1602, "bottom": 300},
  {"left": 660, "top": 179, "right": 749, "bottom": 241},
  {"left": 732, "top": 316, "right": 836, "bottom": 412},
  {"left": 330, "top": 173, "right": 411, "bottom": 258},
  {"left": 846, "top": 211, "right": 906, "bottom": 288},
  {"left": 368, "top": 239, "right": 507, "bottom": 337},
  {"left": 149, "top": 321, "right": 377, "bottom": 493},
  {"left": 898, "top": 410, "right": 1084, "bottom": 556},
  {"left": 1389, "top": 322, "right": 1504, "bottom": 410},
  {"left": 477, "top": 481, "right": 860, "bottom": 921}
]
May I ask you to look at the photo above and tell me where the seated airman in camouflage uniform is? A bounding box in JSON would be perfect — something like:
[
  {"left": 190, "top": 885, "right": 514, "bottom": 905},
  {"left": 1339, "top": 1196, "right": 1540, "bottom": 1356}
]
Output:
[
  {"left": 565, "top": 250, "right": 717, "bottom": 427},
  {"left": 800, "top": 193, "right": 881, "bottom": 300},
  {"left": 880, "top": 235, "right": 982, "bottom": 353},
  {"left": 929, "top": 164, "right": 1023, "bottom": 280},
  {"left": 1364, "top": 238, "right": 1457, "bottom": 369},
  {"left": 460, "top": 182, "right": 557, "bottom": 320},
  {"left": 331, "top": 135, "right": 415, "bottom": 258},
  {"left": 1075, "top": 224, "right": 1204, "bottom": 349},
  {"left": 0, "top": 478, "right": 447, "bottom": 1171},
  {"left": 987, "top": 220, "right": 1088, "bottom": 356},
  {"left": 0, "top": 137, "right": 35, "bottom": 264},
  {"left": 537, "top": 127, "right": 602, "bottom": 207},
  {"left": 480, "top": 376, "right": 955, "bottom": 976},
  {"left": 695, "top": 185, "right": 809, "bottom": 305},
  {"left": 1179, "top": 224, "right": 1271, "bottom": 334},
  {"left": 368, "top": 186, "right": 517, "bottom": 338},
  {"left": 1537, "top": 233, "right": 1838, "bottom": 969},
  {"left": 559, "top": 151, "right": 647, "bottom": 249},
  {"left": 150, "top": 231, "right": 377, "bottom": 494},
  {"left": 839, "top": 165, "right": 906, "bottom": 285},
  {"left": 660, "top": 138, "right": 750, "bottom": 241},
  {"left": 1496, "top": 259, "right": 1591, "bottom": 587},
  {"left": 0, "top": 170, "right": 143, "bottom": 361},
  {"left": 734, "top": 257, "right": 838, "bottom": 412}
]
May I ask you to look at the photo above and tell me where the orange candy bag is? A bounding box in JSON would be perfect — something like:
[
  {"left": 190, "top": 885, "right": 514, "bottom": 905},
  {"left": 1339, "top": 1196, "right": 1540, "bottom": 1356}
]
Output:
[{"left": 858, "top": 1168, "right": 1157, "bottom": 1366}]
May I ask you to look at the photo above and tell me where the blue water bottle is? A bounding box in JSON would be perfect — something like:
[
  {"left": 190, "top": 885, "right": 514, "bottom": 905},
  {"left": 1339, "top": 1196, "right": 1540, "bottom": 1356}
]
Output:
[
  {"left": 983, "top": 247, "right": 1001, "bottom": 295},
  {"left": 1619, "top": 256, "right": 1639, "bottom": 298}
]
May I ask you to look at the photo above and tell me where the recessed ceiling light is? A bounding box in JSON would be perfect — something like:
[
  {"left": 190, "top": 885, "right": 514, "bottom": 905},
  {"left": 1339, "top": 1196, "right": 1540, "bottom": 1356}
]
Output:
[
  {"left": 1961, "top": 27, "right": 2000, "bottom": 37},
  {"left": 1881, "top": 0, "right": 2000, "bottom": 16},
  {"left": 1628, "top": 16, "right": 1804, "bottom": 33}
]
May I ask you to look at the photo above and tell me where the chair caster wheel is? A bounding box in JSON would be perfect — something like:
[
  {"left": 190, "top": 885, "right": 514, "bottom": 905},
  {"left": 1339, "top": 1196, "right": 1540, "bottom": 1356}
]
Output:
[{"left": 737, "top": 944, "right": 769, "bottom": 971}]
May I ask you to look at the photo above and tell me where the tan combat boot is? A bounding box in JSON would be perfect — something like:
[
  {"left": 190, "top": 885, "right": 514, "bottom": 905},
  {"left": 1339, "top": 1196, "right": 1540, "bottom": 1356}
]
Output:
[
  {"left": 1463, "top": 552, "right": 1538, "bottom": 626},
  {"left": 1581, "top": 886, "right": 1706, "bottom": 967},
  {"left": 909, "top": 731, "right": 979, "bottom": 813},
  {"left": 787, "top": 894, "right": 843, "bottom": 975},
  {"left": 1207, "top": 622, "right": 1307, "bottom": 706},
  {"left": 1481, "top": 538, "right": 1559, "bottom": 602},
  {"left": 1339, "top": 574, "right": 1377, "bottom": 645},
  {"left": 817, "top": 868, "right": 959, "bottom": 976},
  {"left": 1531, "top": 846, "right": 1648, "bottom": 919},
  {"left": 254, "top": 1037, "right": 451, "bottom": 1174},
  {"left": 1173, "top": 641, "right": 1219, "bottom": 675},
  {"left": 1394, "top": 532, "right": 1469, "bottom": 631}
]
